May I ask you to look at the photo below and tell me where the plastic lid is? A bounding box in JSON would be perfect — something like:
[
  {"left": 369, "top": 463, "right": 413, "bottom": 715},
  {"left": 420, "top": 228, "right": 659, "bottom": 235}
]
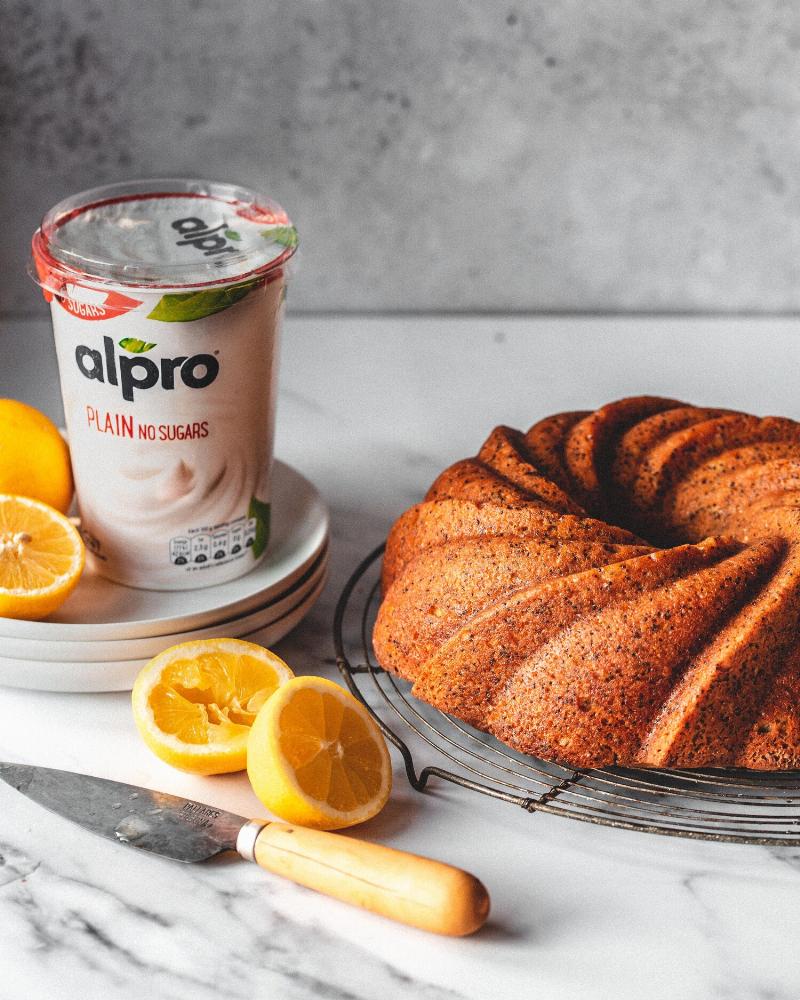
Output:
[{"left": 31, "top": 178, "right": 297, "bottom": 293}]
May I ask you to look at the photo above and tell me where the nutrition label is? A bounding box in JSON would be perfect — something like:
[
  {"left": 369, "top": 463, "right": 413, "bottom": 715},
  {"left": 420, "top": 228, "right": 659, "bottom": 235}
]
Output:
[{"left": 169, "top": 516, "right": 257, "bottom": 568}]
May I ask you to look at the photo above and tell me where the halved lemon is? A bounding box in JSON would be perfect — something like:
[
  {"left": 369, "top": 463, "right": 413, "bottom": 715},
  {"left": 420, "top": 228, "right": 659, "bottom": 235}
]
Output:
[
  {"left": 0, "top": 494, "right": 84, "bottom": 620},
  {"left": 132, "top": 638, "right": 294, "bottom": 775},
  {"left": 247, "top": 676, "right": 392, "bottom": 830}
]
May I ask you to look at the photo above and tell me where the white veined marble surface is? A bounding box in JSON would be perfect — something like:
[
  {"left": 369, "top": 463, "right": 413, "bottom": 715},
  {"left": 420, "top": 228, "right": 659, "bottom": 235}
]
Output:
[{"left": 2, "top": 315, "right": 800, "bottom": 999}]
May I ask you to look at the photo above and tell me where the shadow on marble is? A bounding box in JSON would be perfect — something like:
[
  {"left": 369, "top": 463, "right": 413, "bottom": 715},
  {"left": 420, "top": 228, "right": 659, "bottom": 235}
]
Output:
[{"left": 336, "top": 789, "right": 427, "bottom": 843}]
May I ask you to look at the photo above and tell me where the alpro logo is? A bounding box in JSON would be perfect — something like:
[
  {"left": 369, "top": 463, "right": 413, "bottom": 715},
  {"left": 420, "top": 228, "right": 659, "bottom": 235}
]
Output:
[
  {"left": 75, "top": 336, "right": 219, "bottom": 402},
  {"left": 172, "top": 217, "right": 239, "bottom": 258}
]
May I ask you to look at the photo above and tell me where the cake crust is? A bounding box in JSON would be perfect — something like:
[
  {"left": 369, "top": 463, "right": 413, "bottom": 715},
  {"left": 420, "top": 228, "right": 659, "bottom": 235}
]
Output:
[{"left": 373, "top": 396, "right": 800, "bottom": 770}]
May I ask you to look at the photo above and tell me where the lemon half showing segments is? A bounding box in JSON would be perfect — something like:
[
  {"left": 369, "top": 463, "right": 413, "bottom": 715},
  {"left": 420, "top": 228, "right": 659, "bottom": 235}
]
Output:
[
  {"left": 132, "top": 638, "right": 294, "bottom": 774},
  {"left": 0, "top": 494, "right": 85, "bottom": 620},
  {"left": 247, "top": 676, "right": 392, "bottom": 830}
]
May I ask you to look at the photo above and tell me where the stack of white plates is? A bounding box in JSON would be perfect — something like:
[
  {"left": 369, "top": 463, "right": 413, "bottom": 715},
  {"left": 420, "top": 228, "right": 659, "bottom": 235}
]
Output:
[{"left": 0, "top": 460, "right": 329, "bottom": 693}]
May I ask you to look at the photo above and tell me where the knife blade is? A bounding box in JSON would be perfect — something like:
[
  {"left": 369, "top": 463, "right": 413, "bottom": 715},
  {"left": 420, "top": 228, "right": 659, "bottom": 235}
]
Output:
[
  {"left": 0, "top": 762, "right": 490, "bottom": 936},
  {"left": 0, "top": 761, "right": 245, "bottom": 862}
]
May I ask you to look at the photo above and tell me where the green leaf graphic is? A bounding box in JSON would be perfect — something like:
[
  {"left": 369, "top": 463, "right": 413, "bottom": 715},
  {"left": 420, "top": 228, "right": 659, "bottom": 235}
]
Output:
[
  {"left": 118, "top": 338, "right": 157, "bottom": 353},
  {"left": 260, "top": 226, "right": 298, "bottom": 249},
  {"left": 146, "top": 280, "right": 259, "bottom": 322},
  {"left": 224, "top": 229, "right": 241, "bottom": 241},
  {"left": 248, "top": 497, "right": 271, "bottom": 559}
]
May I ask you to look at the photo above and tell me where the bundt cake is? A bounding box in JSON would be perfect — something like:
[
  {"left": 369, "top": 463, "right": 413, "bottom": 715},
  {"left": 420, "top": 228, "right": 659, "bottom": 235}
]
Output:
[{"left": 373, "top": 396, "right": 800, "bottom": 770}]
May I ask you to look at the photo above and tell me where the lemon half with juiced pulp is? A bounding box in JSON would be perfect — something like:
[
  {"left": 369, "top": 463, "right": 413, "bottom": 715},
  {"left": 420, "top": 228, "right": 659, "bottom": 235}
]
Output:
[{"left": 132, "top": 638, "right": 294, "bottom": 774}]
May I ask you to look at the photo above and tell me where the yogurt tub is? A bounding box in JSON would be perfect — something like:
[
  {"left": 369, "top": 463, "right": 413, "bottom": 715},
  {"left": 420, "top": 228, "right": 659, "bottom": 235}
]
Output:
[{"left": 31, "top": 179, "right": 297, "bottom": 590}]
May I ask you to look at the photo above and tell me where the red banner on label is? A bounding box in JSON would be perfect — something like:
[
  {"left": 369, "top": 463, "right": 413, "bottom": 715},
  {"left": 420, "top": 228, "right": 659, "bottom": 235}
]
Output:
[
  {"left": 56, "top": 288, "right": 143, "bottom": 321},
  {"left": 32, "top": 234, "right": 142, "bottom": 319}
]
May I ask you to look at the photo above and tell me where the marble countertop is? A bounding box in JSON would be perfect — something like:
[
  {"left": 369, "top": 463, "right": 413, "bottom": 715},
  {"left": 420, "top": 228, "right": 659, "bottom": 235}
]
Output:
[{"left": 2, "top": 314, "right": 800, "bottom": 1000}]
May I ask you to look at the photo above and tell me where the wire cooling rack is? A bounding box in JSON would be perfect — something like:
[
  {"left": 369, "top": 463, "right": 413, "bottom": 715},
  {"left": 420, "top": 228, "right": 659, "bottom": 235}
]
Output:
[{"left": 334, "top": 545, "right": 800, "bottom": 845}]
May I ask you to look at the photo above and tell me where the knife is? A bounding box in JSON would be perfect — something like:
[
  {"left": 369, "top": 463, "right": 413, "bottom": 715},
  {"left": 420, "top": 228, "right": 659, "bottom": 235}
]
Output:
[{"left": 0, "top": 762, "right": 489, "bottom": 936}]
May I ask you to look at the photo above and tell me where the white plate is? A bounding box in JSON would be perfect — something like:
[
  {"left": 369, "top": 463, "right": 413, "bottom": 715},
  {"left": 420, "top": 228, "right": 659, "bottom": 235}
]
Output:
[
  {"left": 0, "top": 460, "right": 329, "bottom": 642},
  {"left": 0, "top": 549, "right": 328, "bottom": 662},
  {"left": 0, "top": 571, "right": 327, "bottom": 692}
]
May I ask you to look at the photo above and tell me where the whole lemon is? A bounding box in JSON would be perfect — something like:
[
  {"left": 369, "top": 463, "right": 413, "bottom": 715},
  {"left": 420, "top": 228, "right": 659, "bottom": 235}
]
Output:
[{"left": 0, "top": 399, "right": 74, "bottom": 513}]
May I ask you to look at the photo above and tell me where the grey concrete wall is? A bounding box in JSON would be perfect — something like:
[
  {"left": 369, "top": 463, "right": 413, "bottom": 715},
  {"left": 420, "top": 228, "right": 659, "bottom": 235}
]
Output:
[{"left": 2, "top": 0, "right": 800, "bottom": 315}]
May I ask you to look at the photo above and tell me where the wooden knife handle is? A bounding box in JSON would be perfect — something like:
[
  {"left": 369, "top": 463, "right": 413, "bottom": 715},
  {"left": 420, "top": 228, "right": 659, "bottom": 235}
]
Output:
[{"left": 237, "top": 820, "right": 490, "bottom": 936}]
